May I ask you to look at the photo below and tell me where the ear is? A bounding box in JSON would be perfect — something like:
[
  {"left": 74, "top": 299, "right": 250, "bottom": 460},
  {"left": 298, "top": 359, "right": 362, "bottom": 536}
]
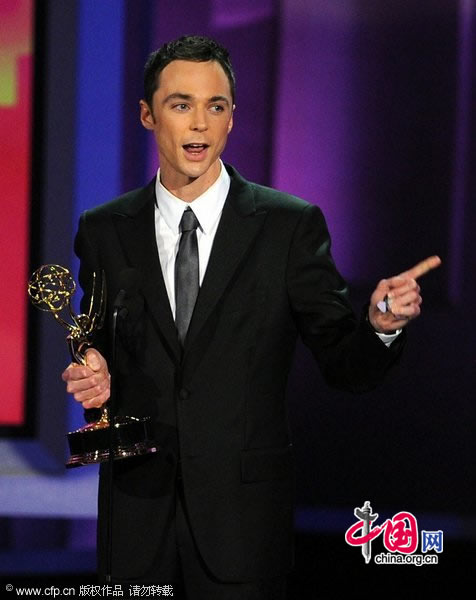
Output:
[
  {"left": 227, "top": 104, "right": 235, "bottom": 133},
  {"left": 139, "top": 100, "right": 155, "bottom": 130}
]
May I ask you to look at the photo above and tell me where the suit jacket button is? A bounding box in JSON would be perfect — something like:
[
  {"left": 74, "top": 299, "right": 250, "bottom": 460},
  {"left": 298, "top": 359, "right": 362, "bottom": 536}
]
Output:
[{"left": 179, "top": 388, "right": 189, "bottom": 400}]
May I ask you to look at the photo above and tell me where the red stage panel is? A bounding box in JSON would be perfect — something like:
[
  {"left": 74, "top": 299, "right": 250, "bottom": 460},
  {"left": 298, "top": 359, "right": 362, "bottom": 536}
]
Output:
[{"left": 0, "top": 0, "right": 33, "bottom": 426}]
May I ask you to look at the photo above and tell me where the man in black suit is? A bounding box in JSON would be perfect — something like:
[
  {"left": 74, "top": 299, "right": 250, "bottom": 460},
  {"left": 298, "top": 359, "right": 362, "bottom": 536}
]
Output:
[{"left": 62, "top": 36, "right": 440, "bottom": 599}]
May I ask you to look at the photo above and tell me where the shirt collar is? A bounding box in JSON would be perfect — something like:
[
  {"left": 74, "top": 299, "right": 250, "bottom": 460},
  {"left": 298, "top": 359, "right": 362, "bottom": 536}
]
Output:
[{"left": 155, "top": 160, "right": 231, "bottom": 235}]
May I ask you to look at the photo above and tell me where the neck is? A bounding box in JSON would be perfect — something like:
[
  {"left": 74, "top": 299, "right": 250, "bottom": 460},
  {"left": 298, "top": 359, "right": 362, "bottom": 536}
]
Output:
[{"left": 160, "top": 161, "right": 221, "bottom": 202}]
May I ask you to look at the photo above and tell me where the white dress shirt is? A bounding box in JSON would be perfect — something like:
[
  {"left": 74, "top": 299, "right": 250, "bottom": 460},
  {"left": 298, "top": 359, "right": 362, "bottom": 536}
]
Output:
[
  {"left": 154, "top": 161, "right": 399, "bottom": 346},
  {"left": 154, "top": 160, "right": 230, "bottom": 319}
]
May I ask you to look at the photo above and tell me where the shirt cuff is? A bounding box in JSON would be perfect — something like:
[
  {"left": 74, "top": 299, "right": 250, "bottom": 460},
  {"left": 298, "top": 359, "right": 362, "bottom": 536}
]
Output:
[{"left": 376, "top": 330, "right": 402, "bottom": 347}]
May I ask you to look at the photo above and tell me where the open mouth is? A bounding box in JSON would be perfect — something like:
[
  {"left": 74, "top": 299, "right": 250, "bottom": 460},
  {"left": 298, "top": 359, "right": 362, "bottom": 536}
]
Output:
[{"left": 183, "top": 143, "right": 209, "bottom": 156}]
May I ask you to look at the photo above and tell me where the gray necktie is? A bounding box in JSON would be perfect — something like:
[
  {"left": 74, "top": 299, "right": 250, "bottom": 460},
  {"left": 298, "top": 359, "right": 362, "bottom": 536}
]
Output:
[{"left": 175, "top": 208, "right": 200, "bottom": 346}]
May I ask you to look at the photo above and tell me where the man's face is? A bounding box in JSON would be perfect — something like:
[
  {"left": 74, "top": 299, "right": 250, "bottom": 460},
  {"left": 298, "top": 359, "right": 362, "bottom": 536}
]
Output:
[{"left": 140, "top": 59, "right": 234, "bottom": 192}]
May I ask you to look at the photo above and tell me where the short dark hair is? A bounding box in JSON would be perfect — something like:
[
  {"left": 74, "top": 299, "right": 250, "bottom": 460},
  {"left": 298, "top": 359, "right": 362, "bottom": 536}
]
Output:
[{"left": 143, "top": 35, "right": 236, "bottom": 108}]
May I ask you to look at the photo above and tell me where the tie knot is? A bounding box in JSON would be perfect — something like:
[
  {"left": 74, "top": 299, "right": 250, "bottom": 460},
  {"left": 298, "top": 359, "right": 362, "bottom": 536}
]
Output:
[{"left": 180, "top": 208, "right": 199, "bottom": 233}]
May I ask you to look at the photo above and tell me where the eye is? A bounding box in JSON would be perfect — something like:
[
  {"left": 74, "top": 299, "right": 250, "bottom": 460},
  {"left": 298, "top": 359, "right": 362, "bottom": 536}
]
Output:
[
  {"left": 210, "top": 104, "right": 225, "bottom": 113},
  {"left": 173, "top": 103, "right": 189, "bottom": 111}
]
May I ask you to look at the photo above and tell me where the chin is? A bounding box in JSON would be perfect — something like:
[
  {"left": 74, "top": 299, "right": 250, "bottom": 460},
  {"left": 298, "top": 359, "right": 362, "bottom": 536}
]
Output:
[{"left": 183, "top": 163, "right": 213, "bottom": 180}]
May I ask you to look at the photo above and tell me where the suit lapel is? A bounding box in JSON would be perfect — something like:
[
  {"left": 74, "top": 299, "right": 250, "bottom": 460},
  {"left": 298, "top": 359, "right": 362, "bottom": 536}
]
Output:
[
  {"left": 184, "top": 166, "right": 267, "bottom": 354},
  {"left": 112, "top": 180, "right": 181, "bottom": 363}
]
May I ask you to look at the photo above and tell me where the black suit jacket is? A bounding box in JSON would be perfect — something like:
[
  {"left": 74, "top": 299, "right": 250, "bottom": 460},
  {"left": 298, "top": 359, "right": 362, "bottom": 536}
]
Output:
[{"left": 75, "top": 164, "right": 404, "bottom": 582}]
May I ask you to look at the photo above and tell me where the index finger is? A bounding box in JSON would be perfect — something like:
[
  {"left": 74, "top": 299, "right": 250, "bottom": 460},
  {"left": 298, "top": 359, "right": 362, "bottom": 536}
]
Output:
[
  {"left": 399, "top": 255, "right": 441, "bottom": 280},
  {"left": 62, "top": 363, "right": 95, "bottom": 381}
]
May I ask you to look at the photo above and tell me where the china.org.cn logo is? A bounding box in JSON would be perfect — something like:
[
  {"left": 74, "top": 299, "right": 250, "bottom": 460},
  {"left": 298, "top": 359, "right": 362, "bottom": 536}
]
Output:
[{"left": 345, "top": 501, "right": 443, "bottom": 566}]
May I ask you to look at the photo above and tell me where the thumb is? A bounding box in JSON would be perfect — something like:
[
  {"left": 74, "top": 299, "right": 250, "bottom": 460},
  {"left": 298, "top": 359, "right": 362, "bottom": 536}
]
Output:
[
  {"left": 85, "top": 348, "right": 102, "bottom": 371},
  {"left": 371, "top": 279, "right": 391, "bottom": 305}
]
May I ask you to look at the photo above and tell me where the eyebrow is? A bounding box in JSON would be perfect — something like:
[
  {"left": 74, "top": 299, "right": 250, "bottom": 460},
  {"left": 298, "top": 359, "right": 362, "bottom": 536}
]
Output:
[
  {"left": 209, "top": 95, "right": 230, "bottom": 106},
  {"left": 162, "top": 92, "right": 230, "bottom": 106}
]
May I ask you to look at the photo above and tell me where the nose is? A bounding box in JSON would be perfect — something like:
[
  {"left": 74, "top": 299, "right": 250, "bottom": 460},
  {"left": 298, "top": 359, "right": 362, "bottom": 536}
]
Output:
[{"left": 190, "top": 107, "right": 207, "bottom": 132}]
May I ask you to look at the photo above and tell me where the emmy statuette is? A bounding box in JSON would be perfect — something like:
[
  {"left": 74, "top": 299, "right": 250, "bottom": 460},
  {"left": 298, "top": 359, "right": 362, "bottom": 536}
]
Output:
[{"left": 28, "top": 264, "right": 158, "bottom": 468}]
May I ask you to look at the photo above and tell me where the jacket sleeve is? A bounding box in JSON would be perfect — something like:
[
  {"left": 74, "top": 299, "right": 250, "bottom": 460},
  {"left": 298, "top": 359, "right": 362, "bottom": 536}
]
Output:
[{"left": 286, "top": 203, "right": 404, "bottom": 393}]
